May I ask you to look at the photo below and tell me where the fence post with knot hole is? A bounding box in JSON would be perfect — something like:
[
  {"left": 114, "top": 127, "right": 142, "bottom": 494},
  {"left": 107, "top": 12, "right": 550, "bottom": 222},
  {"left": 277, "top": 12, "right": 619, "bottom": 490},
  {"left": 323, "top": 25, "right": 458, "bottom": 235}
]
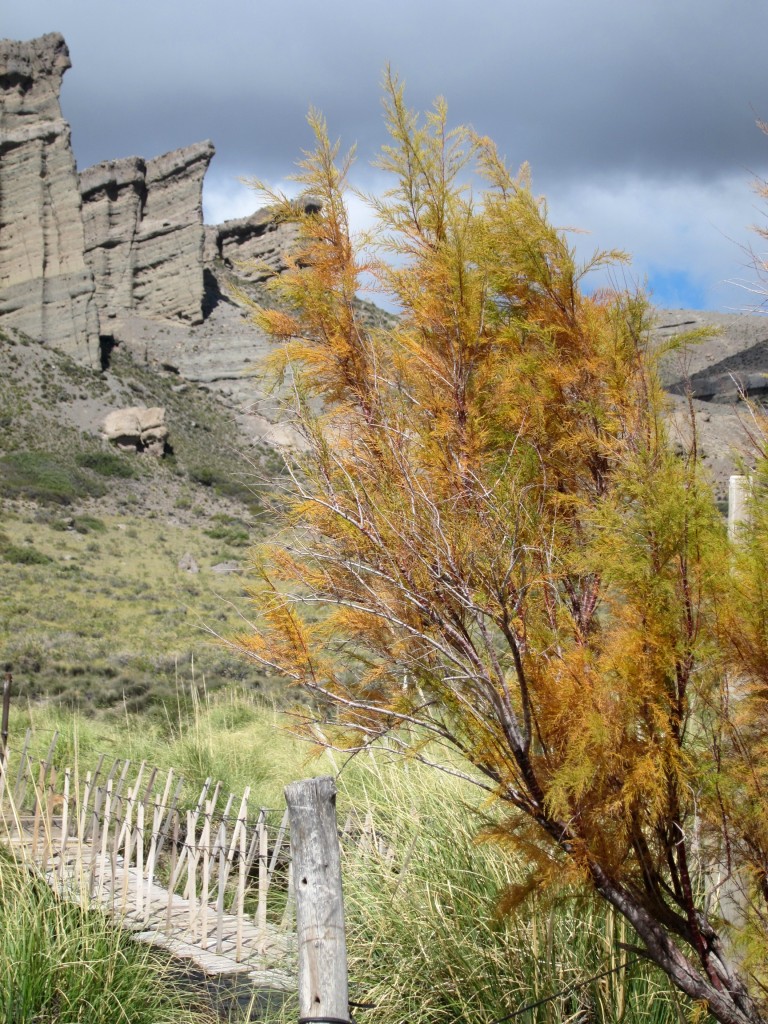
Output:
[{"left": 285, "top": 776, "right": 350, "bottom": 1024}]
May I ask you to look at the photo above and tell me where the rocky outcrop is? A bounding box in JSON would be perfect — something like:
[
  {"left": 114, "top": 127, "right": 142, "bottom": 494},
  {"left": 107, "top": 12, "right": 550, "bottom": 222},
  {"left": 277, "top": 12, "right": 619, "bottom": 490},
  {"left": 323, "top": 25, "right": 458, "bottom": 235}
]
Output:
[
  {"left": 0, "top": 33, "right": 99, "bottom": 365},
  {"left": 653, "top": 310, "right": 768, "bottom": 503},
  {"left": 204, "top": 199, "right": 320, "bottom": 281},
  {"left": 101, "top": 406, "right": 169, "bottom": 455},
  {"left": 80, "top": 141, "right": 214, "bottom": 324},
  {"left": 178, "top": 553, "right": 200, "bottom": 574}
]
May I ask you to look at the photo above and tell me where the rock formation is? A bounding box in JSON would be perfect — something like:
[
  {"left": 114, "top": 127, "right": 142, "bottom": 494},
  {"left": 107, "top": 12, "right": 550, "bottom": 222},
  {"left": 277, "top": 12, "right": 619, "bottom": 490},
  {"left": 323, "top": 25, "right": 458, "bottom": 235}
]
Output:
[
  {"left": 0, "top": 33, "right": 99, "bottom": 365},
  {"left": 178, "top": 552, "right": 200, "bottom": 574},
  {"left": 80, "top": 140, "right": 214, "bottom": 324},
  {"left": 204, "top": 199, "right": 320, "bottom": 281},
  {"left": 6, "top": 29, "right": 768, "bottom": 507},
  {"left": 101, "top": 406, "right": 169, "bottom": 456},
  {"left": 78, "top": 157, "right": 146, "bottom": 319}
]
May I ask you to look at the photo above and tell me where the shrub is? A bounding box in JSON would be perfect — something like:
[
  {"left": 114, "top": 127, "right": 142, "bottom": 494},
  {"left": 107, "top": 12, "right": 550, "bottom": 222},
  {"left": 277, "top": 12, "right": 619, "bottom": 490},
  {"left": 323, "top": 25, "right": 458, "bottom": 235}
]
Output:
[
  {"left": 203, "top": 519, "right": 250, "bottom": 547},
  {"left": 72, "top": 514, "right": 107, "bottom": 534},
  {"left": 0, "top": 543, "right": 53, "bottom": 566},
  {"left": 187, "top": 463, "right": 261, "bottom": 509},
  {"left": 76, "top": 449, "right": 136, "bottom": 478},
  {"left": 0, "top": 451, "right": 107, "bottom": 504}
]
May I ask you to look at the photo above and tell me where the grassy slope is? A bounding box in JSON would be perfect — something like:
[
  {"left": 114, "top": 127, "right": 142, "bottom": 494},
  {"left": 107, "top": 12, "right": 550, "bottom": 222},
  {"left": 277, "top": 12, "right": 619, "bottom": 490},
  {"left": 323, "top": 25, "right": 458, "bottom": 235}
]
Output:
[
  {"left": 0, "top": 509, "right": 277, "bottom": 708},
  {"left": 0, "top": 326, "right": 284, "bottom": 708}
]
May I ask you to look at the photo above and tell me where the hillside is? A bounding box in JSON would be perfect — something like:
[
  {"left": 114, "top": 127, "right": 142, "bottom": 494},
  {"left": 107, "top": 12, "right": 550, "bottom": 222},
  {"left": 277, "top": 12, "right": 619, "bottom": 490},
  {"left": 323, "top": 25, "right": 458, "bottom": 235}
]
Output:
[
  {"left": 2, "top": 299, "right": 768, "bottom": 711},
  {"left": 0, "top": 319, "right": 286, "bottom": 709},
  {"left": 654, "top": 307, "right": 768, "bottom": 505}
]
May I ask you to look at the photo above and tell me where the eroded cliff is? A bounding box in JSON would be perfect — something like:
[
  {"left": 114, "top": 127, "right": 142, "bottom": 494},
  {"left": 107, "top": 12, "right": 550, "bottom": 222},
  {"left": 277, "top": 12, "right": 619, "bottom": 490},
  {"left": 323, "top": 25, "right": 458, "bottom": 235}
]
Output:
[
  {"left": 81, "top": 141, "right": 214, "bottom": 325},
  {"left": 0, "top": 33, "right": 99, "bottom": 366}
]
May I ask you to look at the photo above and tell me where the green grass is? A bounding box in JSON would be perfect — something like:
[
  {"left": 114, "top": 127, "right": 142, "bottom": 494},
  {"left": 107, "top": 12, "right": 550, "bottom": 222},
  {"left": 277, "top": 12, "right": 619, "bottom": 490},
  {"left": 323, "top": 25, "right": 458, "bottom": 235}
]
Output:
[
  {"left": 0, "top": 330, "right": 289, "bottom": 707},
  {"left": 0, "top": 532, "right": 53, "bottom": 565},
  {"left": 76, "top": 449, "right": 137, "bottom": 479},
  {"left": 204, "top": 512, "right": 251, "bottom": 547},
  {"left": 11, "top": 685, "right": 324, "bottom": 812},
  {"left": 7, "top": 694, "right": 707, "bottom": 1024},
  {"left": 339, "top": 760, "right": 691, "bottom": 1024},
  {"left": 70, "top": 514, "right": 108, "bottom": 534},
  {"left": 0, "top": 451, "right": 108, "bottom": 505},
  {"left": 0, "top": 509, "right": 276, "bottom": 708}
]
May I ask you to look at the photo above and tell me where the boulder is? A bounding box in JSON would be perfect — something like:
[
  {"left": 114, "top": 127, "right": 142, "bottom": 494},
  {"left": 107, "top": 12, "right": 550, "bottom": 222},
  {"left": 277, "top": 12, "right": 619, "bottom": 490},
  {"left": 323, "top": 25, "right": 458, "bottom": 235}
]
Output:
[
  {"left": 178, "top": 552, "right": 199, "bottom": 574},
  {"left": 101, "top": 406, "right": 169, "bottom": 455},
  {"left": 0, "top": 33, "right": 99, "bottom": 364}
]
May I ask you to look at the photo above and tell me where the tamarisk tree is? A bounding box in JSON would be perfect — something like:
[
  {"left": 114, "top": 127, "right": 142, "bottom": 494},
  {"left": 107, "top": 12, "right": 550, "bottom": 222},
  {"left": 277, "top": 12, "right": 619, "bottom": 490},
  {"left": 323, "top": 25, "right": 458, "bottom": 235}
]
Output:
[{"left": 236, "top": 76, "right": 768, "bottom": 1024}]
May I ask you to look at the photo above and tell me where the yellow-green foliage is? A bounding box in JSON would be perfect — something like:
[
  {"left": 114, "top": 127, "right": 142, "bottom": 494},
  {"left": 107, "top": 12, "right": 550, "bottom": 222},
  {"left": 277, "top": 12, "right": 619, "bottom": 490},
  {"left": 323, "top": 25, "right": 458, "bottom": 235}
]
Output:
[
  {"left": 234, "top": 77, "right": 768, "bottom": 1024},
  {"left": 0, "top": 852, "right": 211, "bottom": 1023}
]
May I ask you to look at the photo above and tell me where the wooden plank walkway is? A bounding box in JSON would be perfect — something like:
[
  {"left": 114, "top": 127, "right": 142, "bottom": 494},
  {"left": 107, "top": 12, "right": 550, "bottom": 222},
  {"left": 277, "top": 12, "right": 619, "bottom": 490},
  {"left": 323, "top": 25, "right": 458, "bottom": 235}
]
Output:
[{"left": 5, "top": 822, "right": 295, "bottom": 987}]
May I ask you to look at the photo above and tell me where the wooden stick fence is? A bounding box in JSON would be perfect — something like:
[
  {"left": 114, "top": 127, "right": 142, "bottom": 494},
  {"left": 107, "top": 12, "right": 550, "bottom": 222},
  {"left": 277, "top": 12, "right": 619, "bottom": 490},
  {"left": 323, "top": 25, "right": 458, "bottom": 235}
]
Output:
[
  {"left": 0, "top": 731, "right": 296, "bottom": 966},
  {"left": 0, "top": 730, "right": 405, "bottom": 983}
]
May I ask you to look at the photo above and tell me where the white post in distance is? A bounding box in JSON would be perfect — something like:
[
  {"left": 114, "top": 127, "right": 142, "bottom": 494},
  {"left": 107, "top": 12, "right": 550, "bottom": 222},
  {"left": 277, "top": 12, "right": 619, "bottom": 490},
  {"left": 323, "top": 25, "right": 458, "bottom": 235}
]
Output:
[{"left": 728, "top": 474, "right": 751, "bottom": 541}]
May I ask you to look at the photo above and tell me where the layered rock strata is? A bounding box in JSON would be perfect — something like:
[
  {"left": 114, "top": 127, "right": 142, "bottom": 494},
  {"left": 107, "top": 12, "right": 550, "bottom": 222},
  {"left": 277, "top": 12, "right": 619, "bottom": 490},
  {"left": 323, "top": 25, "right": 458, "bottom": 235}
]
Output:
[
  {"left": 204, "top": 199, "right": 320, "bottom": 281},
  {"left": 0, "top": 33, "right": 99, "bottom": 365},
  {"left": 79, "top": 157, "right": 146, "bottom": 317},
  {"left": 80, "top": 140, "right": 214, "bottom": 324}
]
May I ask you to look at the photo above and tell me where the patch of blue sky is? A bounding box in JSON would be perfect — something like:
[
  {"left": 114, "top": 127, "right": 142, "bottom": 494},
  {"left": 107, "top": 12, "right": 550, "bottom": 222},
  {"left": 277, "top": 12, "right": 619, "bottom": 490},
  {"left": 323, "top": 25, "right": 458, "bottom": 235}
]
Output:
[{"left": 645, "top": 269, "right": 708, "bottom": 311}]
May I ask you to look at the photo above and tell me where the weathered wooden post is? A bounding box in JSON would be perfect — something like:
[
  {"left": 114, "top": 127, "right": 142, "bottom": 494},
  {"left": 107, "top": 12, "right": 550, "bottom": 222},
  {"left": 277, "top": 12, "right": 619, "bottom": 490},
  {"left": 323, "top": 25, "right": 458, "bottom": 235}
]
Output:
[
  {"left": 285, "top": 776, "right": 350, "bottom": 1024},
  {"left": 1, "top": 669, "right": 11, "bottom": 757}
]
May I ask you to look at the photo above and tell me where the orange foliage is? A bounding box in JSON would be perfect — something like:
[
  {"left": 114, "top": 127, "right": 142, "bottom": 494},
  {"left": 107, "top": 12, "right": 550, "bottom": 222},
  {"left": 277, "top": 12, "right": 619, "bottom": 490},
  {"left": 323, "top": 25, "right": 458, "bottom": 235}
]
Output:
[{"left": 232, "top": 76, "right": 768, "bottom": 1024}]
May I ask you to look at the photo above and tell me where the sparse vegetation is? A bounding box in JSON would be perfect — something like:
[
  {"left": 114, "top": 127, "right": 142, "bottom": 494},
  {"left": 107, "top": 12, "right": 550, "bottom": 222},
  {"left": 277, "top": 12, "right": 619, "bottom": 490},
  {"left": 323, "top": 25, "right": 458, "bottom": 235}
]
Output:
[
  {"left": 76, "top": 448, "right": 137, "bottom": 478},
  {"left": 0, "top": 331, "right": 284, "bottom": 708},
  {"left": 0, "top": 504, "right": 273, "bottom": 708},
  {"left": 204, "top": 512, "right": 251, "bottom": 547},
  {"left": 0, "top": 531, "right": 54, "bottom": 565}
]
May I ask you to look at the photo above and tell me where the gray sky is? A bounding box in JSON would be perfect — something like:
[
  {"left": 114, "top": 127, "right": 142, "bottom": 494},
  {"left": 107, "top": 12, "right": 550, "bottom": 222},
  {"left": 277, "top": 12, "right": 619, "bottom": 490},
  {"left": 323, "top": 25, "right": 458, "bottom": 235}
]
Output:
[{"left": 6, "top": 0, "right": 768, "bottom": 310}]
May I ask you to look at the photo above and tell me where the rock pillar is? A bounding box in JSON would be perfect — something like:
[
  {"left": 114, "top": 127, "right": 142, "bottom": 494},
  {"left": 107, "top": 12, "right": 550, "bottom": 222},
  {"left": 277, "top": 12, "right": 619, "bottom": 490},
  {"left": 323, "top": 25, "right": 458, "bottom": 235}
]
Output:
[
  {"left": 0, "top": 33, "right": 99, "bottom": 364},
  {"left": 80, "top": 140, "right": 214, "bottom": 324}
]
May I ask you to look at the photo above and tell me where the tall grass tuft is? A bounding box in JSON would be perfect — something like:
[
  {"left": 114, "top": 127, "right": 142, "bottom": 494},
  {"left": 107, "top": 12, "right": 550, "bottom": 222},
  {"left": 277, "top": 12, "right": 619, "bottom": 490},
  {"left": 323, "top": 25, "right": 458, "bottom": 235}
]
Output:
[
  {"left": 0, "top": 852, "right": 216, "bottom": 1023},
  {"left": 338, "top": 758, "right": 692, "bottom": 1024}
]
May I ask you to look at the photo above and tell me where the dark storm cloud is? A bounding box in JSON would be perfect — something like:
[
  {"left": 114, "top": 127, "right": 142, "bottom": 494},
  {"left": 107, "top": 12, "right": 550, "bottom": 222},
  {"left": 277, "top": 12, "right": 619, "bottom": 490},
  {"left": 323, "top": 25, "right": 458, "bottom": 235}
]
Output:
[
  {"left": 6, "top": 0, "right": 768, "bottom": 309},
  {"left": 8, "top": 0, "right": 768, "bottom": 180}
]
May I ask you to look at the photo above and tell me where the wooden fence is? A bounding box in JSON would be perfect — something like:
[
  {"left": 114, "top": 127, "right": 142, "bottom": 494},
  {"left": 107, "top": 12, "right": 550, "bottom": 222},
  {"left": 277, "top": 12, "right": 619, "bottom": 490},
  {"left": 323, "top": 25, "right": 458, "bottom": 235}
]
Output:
[{"left": 0, "top": 729, "right": 391, "bottom": 973}]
